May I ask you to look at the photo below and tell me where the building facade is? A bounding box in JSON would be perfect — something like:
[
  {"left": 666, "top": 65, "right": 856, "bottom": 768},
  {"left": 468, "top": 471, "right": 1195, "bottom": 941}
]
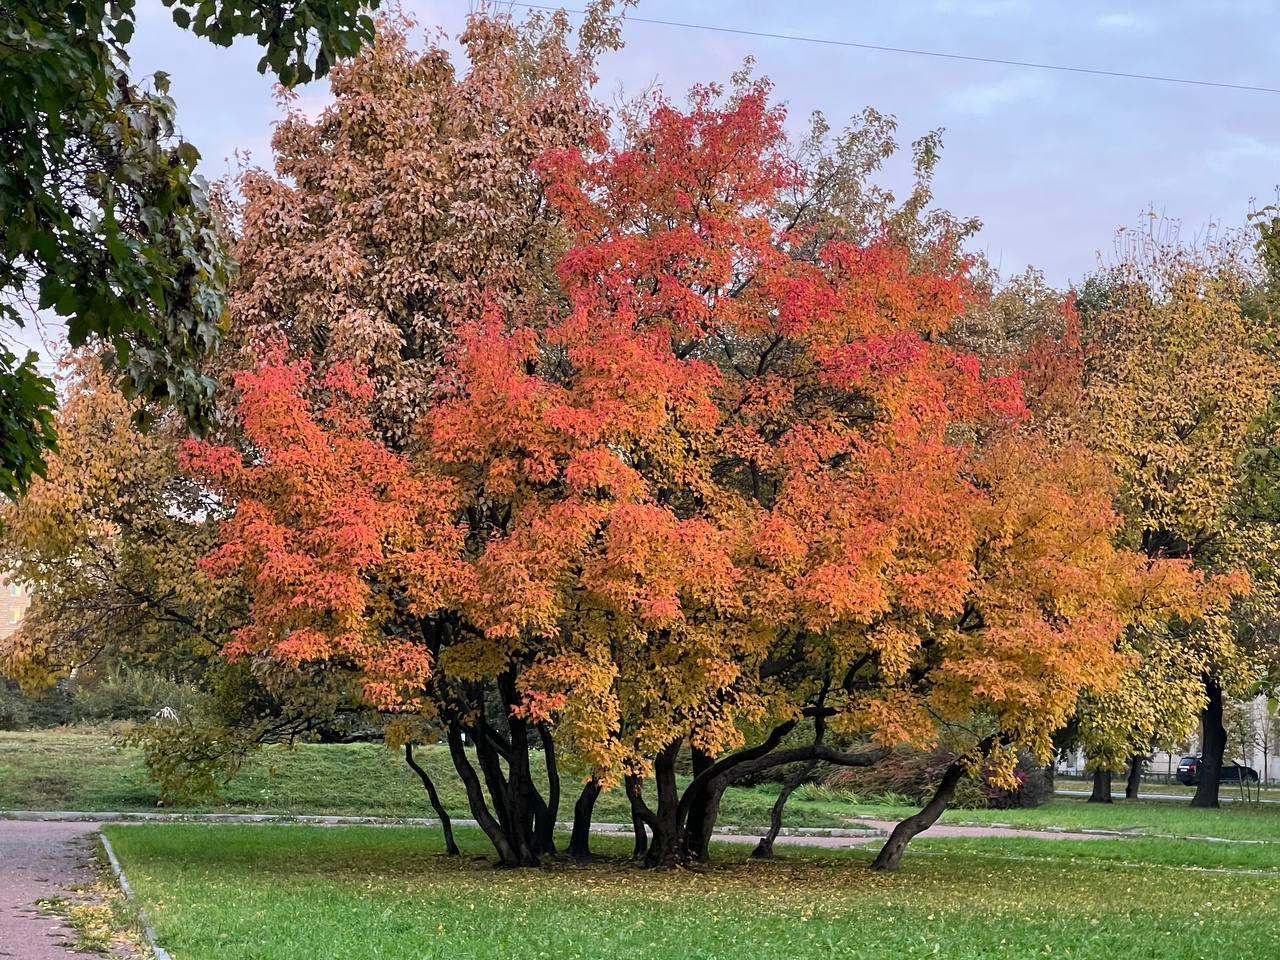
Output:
[{"left": 0, "top": 579, "right": 29, "bottom": 640}]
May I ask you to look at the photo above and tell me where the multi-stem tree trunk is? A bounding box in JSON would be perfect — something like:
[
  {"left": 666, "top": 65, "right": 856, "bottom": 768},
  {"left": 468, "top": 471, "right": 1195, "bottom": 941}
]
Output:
[
  {"left": 1124, "top": 755, "right": 1144, "bottom": 800},
  {"left": 534, "top": 725, "right": 560, "bottom": 857},
  {"left": 438, "top": 671, "right": 560, "bottom": 867},
  {"left": 446, "top": 722, "right": 518, "bottom": 865},
  {"left": 404, "top": 743, "right": 459, "bottom": 855},
  {"left": 870, "top": 758, "right": 966, "bottom": 872},
  {"left": 678, "top": 720, "right": 800, "bottom": 860},
  {"left": 568, "top": 779, "right": 602, "bottom": 860},
  {"left": 685, "top": 742, "right": 888, "bottom": 863},
  {"left": 1088, "top": 768, "right": 1113, "bottom": 803},
  {"left": 1192, "top": 676, "right": 1227, "bottom": 808}
]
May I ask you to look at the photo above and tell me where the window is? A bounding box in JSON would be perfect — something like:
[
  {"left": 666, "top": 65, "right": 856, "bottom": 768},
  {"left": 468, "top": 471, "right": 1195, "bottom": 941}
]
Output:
[{"left": 10, "top": 607, "right": 20, "bottom": 623}]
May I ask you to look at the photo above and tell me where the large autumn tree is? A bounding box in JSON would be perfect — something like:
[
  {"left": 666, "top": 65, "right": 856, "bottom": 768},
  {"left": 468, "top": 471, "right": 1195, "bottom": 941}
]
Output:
[{"left": 184, "top": 19, "right": 1229, "bottom": 871}]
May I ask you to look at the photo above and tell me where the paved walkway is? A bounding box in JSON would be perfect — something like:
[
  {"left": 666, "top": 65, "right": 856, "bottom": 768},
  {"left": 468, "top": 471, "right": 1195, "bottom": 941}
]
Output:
[
  {"left": 846, "top": 819, "right": 1106, "bottom": 842},
  {"left": 0, "top": 820, "right": 103, "bottom": 960}
]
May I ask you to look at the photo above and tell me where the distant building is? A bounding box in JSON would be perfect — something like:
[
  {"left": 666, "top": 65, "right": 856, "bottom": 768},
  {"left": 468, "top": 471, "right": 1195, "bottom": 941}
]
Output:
[{"left": 0, "top": 579, "right": 30, "bottom": 639}]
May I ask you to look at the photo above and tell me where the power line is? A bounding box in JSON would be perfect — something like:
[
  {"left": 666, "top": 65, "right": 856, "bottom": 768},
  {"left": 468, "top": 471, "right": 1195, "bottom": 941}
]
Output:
[{"left": 502, "top": 2, "right": 1280, "bottom": 96}]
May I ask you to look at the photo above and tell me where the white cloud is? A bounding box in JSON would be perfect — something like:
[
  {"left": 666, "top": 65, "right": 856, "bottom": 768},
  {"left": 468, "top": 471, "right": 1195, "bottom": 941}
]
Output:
[
  {"left": 944, "top": 73, "right": 1052, "bottom": 116},
  {"left": 1206, "top": 136, "right": 1280, "bottom": 173},
  {"left": 1095, "top": 11, "right": 1147, "bottom": 31}
]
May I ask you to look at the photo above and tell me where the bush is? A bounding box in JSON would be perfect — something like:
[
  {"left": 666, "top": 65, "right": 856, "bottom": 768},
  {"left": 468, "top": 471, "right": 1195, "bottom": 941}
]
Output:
[
  {"left": 819, "top": 745, "right": 1054, "bottom": 810},
  {"left": 72, "top": 670, "right": 205, "bottom": 724},
  {"left": 976, "top": 753, "right": 1055, "bottom": 810},
  {"left": 822, "top": 746, "right": 955, "bottom": 804},
  {"left": 0, "top": 680, "right": 31, "bottom": 730},
  {"left": 0, "top": 678, "right": 74, "bottom": 729}
]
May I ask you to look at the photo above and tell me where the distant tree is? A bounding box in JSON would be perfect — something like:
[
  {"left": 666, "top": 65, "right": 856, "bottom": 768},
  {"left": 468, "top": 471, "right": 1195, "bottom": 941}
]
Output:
[
  {"left": 1072, "top": 225, "right": 1280, "bottom": 808},
  {"left": 0, "top": 352, "right": 227, "bottom": 689},
  {"left": 0, "top": 0, "right": 381, "bottom": 497}
]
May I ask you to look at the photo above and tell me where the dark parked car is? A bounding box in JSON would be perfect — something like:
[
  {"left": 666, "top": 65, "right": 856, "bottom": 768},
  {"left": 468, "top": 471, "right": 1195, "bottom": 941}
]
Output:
[{"left": 1176, "top": 755, "right": 1259, "bottom": 786}]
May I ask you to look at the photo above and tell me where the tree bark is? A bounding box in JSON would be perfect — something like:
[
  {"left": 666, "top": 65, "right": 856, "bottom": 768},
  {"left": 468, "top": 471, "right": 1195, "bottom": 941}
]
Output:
[
  {"left": 691, "top": 746, "right": 714, "bottom": 778},
  {"left": 644, "top": 741, "right": 682, "bottom": 868},
  {"left": 472, "top": 724, "right": 511, "bottom": 832},
  {"left": 568, "top": 779, "right": 601, "bottom": 860},
  {"left": 1088, "top": 767, "right": 1113, "bottom": 803},
  {"left": 871, "top": 756, "right": 966, "bottom": 871},
  {"left": 625, "top": 774, "right": 653, "bottom": 860},
  {"left": 752, "top": 759, "right": 816, "bottom": 859},
  {"left": 497, "top": 675, "right": 540, "bottom": 866},
  {"left": 446, "top": 722, "right": 518, "bottom": 866},
  {"left": 405, "top": 743, "right": 459, "bottom": 855},
  {"left": 534, "top": 725, "right": 560, "bottom": 857},
  {"left": 1192, "top": 676, "right": 1227, "bottom": 808},
  {"left": 1124, "top": 755, "right": 1144, "bottom": 800}
]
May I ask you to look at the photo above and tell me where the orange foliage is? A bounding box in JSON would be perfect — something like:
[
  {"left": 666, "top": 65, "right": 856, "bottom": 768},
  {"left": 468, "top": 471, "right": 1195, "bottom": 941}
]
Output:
[{"left": 194, "top": 52, "right": 1233, "bottom": 808}]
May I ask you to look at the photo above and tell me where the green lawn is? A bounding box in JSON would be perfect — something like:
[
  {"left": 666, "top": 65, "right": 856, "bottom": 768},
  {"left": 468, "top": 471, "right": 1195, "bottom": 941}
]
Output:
[
  {"left": 7, "top": 731, "right": 1280, "bottom": 844},
  {"left": 0, "top": 730, "right": 862, "bottom": 829},
  {"left": 104, "top": 823, "right": 1280, "bottom": 960},
  {"left": 831, "top": 796, "right": 1280, "bottom": 842}
]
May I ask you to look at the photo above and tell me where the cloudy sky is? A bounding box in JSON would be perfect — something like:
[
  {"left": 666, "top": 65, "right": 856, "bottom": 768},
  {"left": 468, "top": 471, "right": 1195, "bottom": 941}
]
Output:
[{"left": 117, "top": 0, "right": 1280, "bottom": 290}]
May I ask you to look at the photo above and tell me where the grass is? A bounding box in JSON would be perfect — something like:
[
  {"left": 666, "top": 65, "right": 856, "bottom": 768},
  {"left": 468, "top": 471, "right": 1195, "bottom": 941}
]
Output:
[
  {"left": 103, "top": 823, "right": 1280, "bottom": 960},
  {"left": 8, "top": 730, "right": 1280, "bottom": 844},
  {"left": 827, "top": 795, "right": 1280, "bottom": 842},
  {"left": 0, "top": 730, "right": 860, "bottom": 828}
]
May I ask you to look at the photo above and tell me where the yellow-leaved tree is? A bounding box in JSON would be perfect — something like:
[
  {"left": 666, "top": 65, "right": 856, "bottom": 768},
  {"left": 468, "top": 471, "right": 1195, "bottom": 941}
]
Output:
[{"left": 1076, "top": 224, "right": 1280, "bottom": 807}]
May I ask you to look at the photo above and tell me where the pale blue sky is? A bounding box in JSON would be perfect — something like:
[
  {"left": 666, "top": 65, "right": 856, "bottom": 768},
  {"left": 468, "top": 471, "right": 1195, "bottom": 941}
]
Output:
[{"left": 25, "top": 0, "right": 1280, "bottom": 365}]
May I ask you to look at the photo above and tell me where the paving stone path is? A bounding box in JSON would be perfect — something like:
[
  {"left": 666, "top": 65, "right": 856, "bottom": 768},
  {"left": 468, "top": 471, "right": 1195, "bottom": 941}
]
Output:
[{"left": 0, "top": 820, "right": 103, "bottom": 959}]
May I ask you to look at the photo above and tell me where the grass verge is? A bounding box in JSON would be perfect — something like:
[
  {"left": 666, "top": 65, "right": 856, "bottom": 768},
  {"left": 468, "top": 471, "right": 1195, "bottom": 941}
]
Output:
[
  {"left": 103, "top": 823, "right": 1280, "bottom": 960},
  {"left": 35, "top": 834, "right": 151, "bottom": 957}
]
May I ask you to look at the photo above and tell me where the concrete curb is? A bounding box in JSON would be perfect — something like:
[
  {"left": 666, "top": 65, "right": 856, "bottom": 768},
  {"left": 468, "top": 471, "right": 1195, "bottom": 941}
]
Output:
[
  {"left": 98, "top": 830, "right": 173, "bottom": 960},
  {"left": 1, "top": 809, "right": 886, "bottom": 839}
]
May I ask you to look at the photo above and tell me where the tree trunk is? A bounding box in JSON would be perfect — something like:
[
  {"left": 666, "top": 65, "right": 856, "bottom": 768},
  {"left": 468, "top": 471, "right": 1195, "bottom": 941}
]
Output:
[
  {"left": 498, "top": 676, "right": 540, "bottom": 866},
  {"left": 446, "top": 722, "right": 518, "bottom": 866},
  {"left": 625, "top": 774, "right": 652, "bottom": 860},
  {"left": 405, "top": 743, "right": 459, "bottom": 855},
  {"left": 1124, "top": 755, "right": 1144, "bottom": 800},
  {"left": 691, "top": 746, "right": 714, "bottom": 778},
  {"left": 870, "top": 757, "right": 965, "bottom": 871},
  {"left": 1192, "top": 676, "right": 1227, "bottom": 808},
  {"left": 568, "top": 779, "right": 601, "bottom": 860},
  {"left": 752, "top": 759, "right": 816, "bottom": 859},
  {"left": 1088, "top": 767, "right": 1113, "bottom": 803},
  {"left": 677, "top": 720, "right": 800, "bottom": 859},
  {"left": 533, "top": 725, "right": 560, "bottom": 857},
  {"left": 683, "top": 741, "right": 889, "bottom": 863},
  {"left": 644, "top": 742, "right": 682, "bottom": 868}
]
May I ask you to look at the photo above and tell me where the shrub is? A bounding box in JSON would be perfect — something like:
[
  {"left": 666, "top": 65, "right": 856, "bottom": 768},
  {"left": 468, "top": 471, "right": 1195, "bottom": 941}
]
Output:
[
  {"left": 820, "top": 745, "right": 1054, "bottom": 809},
  {"left": 72, "top": 670, "right": 205, "bottom": 724},
  {"left": 0, "top": 679, "right": 31, "bottom": 730},
  {"left": 0, "top": 678, "right": 74, "bottom": 729}
]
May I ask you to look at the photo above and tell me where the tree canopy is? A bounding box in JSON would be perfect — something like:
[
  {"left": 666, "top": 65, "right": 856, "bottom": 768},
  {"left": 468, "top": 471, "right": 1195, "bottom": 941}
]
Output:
[{"left": 0, "top": 0, "right": 380, "bottom": 497}]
